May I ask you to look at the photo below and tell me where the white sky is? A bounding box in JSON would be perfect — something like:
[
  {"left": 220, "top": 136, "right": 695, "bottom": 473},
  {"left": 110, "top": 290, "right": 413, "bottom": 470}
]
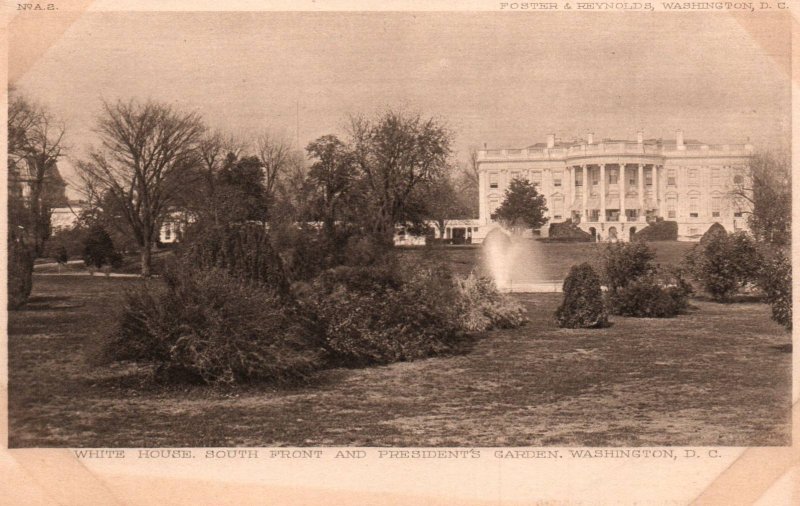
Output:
[{"left": 12, "top": 11, "right": 791, "bottom": 196}]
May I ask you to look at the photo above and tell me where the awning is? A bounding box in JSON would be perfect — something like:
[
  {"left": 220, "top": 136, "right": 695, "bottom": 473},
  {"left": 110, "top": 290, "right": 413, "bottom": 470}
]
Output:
[
  {"left": 585, "top": 196, "right": 600, "bottom": 209},
  {"left": 605, "top": 197, "right": 620, "bottom": 209}
]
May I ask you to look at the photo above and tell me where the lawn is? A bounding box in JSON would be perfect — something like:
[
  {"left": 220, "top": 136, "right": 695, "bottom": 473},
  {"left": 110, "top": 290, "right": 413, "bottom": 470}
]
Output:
[
  {"left": 8, "top": 274, "right": 791, "bottom": 447},
  {"left": 399, "top": 240, "right": 695, "bottom": 281}
]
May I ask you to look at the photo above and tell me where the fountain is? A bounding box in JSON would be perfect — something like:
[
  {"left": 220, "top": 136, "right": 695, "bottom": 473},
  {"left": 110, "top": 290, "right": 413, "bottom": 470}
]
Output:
[{"left": 481, "top": 227, "right": 557, "bottom": 293}]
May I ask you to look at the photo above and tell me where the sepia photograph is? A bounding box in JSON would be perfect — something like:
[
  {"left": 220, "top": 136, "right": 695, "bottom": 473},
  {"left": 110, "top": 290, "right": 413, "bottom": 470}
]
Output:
[{"left": 5, "top": 3, "right": 793, "bottom": 458}]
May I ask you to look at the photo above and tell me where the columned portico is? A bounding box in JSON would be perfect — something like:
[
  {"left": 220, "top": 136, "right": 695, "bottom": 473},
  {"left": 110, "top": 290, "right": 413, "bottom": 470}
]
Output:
[{"left": 638, "top": 164, "right": 645, "bottom": 212}]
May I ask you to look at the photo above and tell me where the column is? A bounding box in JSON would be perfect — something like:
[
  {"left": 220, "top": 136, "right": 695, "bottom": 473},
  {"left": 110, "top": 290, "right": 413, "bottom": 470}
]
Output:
[
  {"left": 582, "top": 164, "right": 588, "bottom": 218},
  {"left": 620, "top": 163, "right": 626, "bottom": 221},
  {"left": 638, "top": 163, "right": 645, "bottom": 220},
  {"left": 600, "top": 163, "right": 606, "bottom": 222},
  {"left": 654, "top": 165, "right": 660, "bottom": 216},
  {"left": 567, "top": 165, "right": 574, "bottom": 218}
]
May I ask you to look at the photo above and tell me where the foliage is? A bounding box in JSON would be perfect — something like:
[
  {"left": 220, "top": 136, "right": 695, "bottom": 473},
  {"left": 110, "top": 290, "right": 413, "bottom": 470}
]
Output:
[
  {"left": 454, "top": 272, "right": 528, "bottom": 332},
  {"left": 181, "top": 222, "right": 290, "bottom": 295},
  {"left": 55, "top": 246, "right": 69, "bottom": 264},
  {"left": 731, "top": 150, "right": 790, "bottom": 246},
  {"left": 418, "top": 173, "right": 474, "bottom": 241},
  {"left": 8, "top": 237, "right": 34, "bottom": 310},
  {"left": 546, "top": 219, "right": 592, "bottom": 242},
  {"left": 44, "top": 225, "right": 87, "bottom": 260},
  {"left": 633, "top": 220, "right": 678, "bottom": 241},
  {"left": 299, "top": 261, "right": 462, "bottom": 367},
  {"left": 491, "top": 178, "right": 548, "bottom": 232},
  {"left": 555, "top": 263, "right": 608, "bottom": 328},
  {"left": 82, "top": 224, "right": 122, "bottom": 269},
  {"left": 699, "top": 222, "right": 727, "bottom": 245},
  {"left": 349, "top": 110, "right": 452, "bottom": 246},
  {"left": 606, "top": 274, "right": 690, "bottom": 318},
  {"left": 601, "top": 241, "right": 656, "bottom": 292},
  {"left": 105, "top": 266, "right": 323, "bottom": 384},
  {"left": 684, "top": 230, "right": 760, "bottom": 301},
  {"left": 305, "top": 134, "right": 358, "bottom": 240},
  {"left": 756, "top": 247, "right": 791, "bottom": 330},
  {"left": 213, "top": 155, "right": 272, "bottom": 223}
]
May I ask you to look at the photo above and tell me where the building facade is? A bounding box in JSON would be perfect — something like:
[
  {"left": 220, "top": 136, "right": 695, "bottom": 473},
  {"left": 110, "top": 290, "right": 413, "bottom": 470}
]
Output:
[{"left": 476, "top": 131, "right": 753, "bottom": 242}]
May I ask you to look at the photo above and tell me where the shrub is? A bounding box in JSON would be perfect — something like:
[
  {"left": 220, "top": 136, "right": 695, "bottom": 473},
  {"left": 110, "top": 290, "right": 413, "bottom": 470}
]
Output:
[
  {"left": 756, "top": 247, "right": 791, "bottom": 329},
  {"left": 700, "top": 222, "right": 727, "bottom": 245},
  {"left": 454, "top": 272, "right": 527, "bottom": 331},
  {"left": 82, "top": 224, "right": 119, "bottom": 269},
  {"left": 8, "top": 238, "right": 34, "bottom": 310},
  {"left": 301, "top": 262, "right": 462, "bottom": 367},
  {"left": 633, "top": 220, "right": 678, "bottom": 241},
  {"left": 602, "top": 241, "right": 656, "bottom": 291},
  {"left": 55, "top": 245, "right": 69, "bottom": 264},
  {"left": 555, "top": 263, "right": 608, "bottom": 328},
  {"left": 684, "top": 230, "right": 759, "bottom": 301},
  {"left": 547, "top": 220, "right": 592, "bottom": 242},
  {"left": 182, "top": 222, "right": 289, "bottom": 294},
  {"left": 606, "top": 276, "right": 685, "bottom": 318},
  {"left": 106, "top": 265, "right": 323, "bottom": 384}
]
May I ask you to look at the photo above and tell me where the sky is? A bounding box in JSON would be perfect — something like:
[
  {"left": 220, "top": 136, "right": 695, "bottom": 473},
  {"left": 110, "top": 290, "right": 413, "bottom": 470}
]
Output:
[{"left": 11, "top": 11, "right": 792, "bottom": 196}]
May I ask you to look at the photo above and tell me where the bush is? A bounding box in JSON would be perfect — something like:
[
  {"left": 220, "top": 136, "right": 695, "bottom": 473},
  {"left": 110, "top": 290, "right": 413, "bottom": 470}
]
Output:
[
  {"left": 82, "top": 224, "right": 119, "bottom": 269},
  {"left": 602, "top": 241, "right": 656, "bottom": 291},
  {"left": 106, "top": 265, "right": 323, "bottom": 384},
  {"left": 684, "top": 230, "right": 759, "bottom": 301},
  {"left": 555, "top": 263, "right": 608, "bottom": 328},
  {"left": 606, "top": 274, "right": 689, "bottom": 318},
  {"left": 300, "top": 262, "right": 462, "bottom": 367},
  {"left": 756, "top": 247, "right": 791, "bottom": 329},
  {"left": 454, "top": 272, "right": 528, "bottom": 332},
  {"left": 182, "top": 222, "right": 289, "bottom": 294},
  {"left": 8, "top": 238, "right": 34, "bottom": 310},
  {"left": 633, "top": 220, "right": 677, "bottom": 241},
  {"left": 547, "top": 220, "right": 592, "bottom": 242},
  {"left": 55, "top": 245, "right": 69, "bottom": 264},
  {"left": 700, "top": 222, "right": 727, "bottom": 245}
]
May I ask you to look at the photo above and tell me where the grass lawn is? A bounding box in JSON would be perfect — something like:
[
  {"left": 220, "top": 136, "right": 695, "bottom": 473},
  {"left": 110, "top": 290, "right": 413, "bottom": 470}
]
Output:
[
  {"left": 400, "top": 240, "right": 695, "bottom": 281},
  {"left": 8, "top": 275, "right": 790, "bottom": 447}
]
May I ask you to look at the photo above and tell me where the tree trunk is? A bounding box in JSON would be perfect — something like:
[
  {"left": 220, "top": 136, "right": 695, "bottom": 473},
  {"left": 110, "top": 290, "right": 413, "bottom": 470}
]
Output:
[{"left": 141, "top": 239, "right": 152, "bottom": 278}]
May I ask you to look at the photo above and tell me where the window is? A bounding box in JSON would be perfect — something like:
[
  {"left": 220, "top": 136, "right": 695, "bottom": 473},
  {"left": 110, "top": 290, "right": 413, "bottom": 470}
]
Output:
[
  {"left": 628, "top": 168, "right": 636, "bottom": 186},
  {"left": 689, "top": 195, "right": 699, "bottom": 218},
  {"left": 552, "top": 196, "right": 564, "bottom": 220},
  {"left": 489, "top": 195, "right": 500, "bottom": 216},
  {"left": 688, "top": 168, "right": 699, "bottom": 186},
  {"left": 489, "top": 172, "right": 498, "bottom": 189},
  {"left": 164, "top": 223, "right": 171, "bottom": 241},
  {"left": 689, "top": 227, "right": 699, "bottom": 236},
  {"left": 531, "top": 170, "right": 542, "bottom": 186},
  {"left": 667, "top": 168, "right": 676, "bottom": 186},
  {"left": 711, "top": 195, "right": 722, "bottom": 217},
  {"left": 510, "top": 171, "right": 520, "bottom": 181},
  {"left": 592, "top": 170, "right": 599, "bottom": 186},
  {"left": 711, "top": 167, "right": 721, "bottom": 186},
  {"left": 608, "top": 169, "right": 618, "bottom": 185},
  {"left": 645, "top": 169, "right": 653, "bottom": 186},
  {"left": 666, "top": 195, "right": 677, "bottom": 219},
  {"left": 575, "top": 171, "right": 583, "bottom": 186}
]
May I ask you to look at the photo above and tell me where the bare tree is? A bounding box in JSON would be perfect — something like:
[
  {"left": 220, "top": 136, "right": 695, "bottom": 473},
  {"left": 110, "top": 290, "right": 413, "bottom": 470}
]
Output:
[
  {"left": 255, "top": 132, "right": 293, "bottom": 210},
  {"left": 76, "top": 99, "right": 205, "bottom": 276},
  {"left": 729, "top": 150, "right": 790, "bottom": 246},
  {"left": 7, "top": 91, "right": 67, "bottom": 257}
]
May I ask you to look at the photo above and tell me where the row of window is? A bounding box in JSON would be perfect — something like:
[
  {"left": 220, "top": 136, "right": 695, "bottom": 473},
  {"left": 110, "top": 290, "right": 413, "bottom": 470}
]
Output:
[{"left": 487, "top": 167, "right": 745, "bottom": 190}]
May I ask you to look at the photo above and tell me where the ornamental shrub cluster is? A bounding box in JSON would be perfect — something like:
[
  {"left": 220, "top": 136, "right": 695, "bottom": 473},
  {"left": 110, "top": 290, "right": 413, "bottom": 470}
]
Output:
[
  {"left": 602, "top": 242, "right": 692, "bottom": 318},
  {"left": 454, "top": 271, "right": 528, "bottom": 332},
  {"left": 756, "top": 247, "right": 791, "bottom": 330},
  {"left": 684, "top": 228, "right": 759, "bottom": 301},
  {"left": 82, "top": 224, "right": 122, "bottom": 269},
  {"left": 107, "top": 225, "right": 528, "bottom": 384},
  {"left": 545, "top": 220, "right": 592, "bottom": 242},
  {"left": 633, "top": 220, "right": 678, "bottom": 241},
  {"left": 555, "top": 263, "right": 608, "bottom": 328}
]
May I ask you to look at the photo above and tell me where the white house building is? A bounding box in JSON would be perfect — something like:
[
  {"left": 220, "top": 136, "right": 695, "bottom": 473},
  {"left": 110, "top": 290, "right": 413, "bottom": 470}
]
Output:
[{"left": 476, "top": 131, "right": 753, "bottom": 242}]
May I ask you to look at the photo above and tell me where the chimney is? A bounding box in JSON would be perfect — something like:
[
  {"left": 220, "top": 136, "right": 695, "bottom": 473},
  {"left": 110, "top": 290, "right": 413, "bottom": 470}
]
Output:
[
  {"left": 546, "top": 134, "right": 555, "bottom": 149},
  {"left": 676, "top": 130, "right": 684, "bottom": 148},
  {"left": 637, "top": 131, "right": 643, "bottom": 144},
  {"left": 587, "top": 132, "right": 594, "bottom": 145}
]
